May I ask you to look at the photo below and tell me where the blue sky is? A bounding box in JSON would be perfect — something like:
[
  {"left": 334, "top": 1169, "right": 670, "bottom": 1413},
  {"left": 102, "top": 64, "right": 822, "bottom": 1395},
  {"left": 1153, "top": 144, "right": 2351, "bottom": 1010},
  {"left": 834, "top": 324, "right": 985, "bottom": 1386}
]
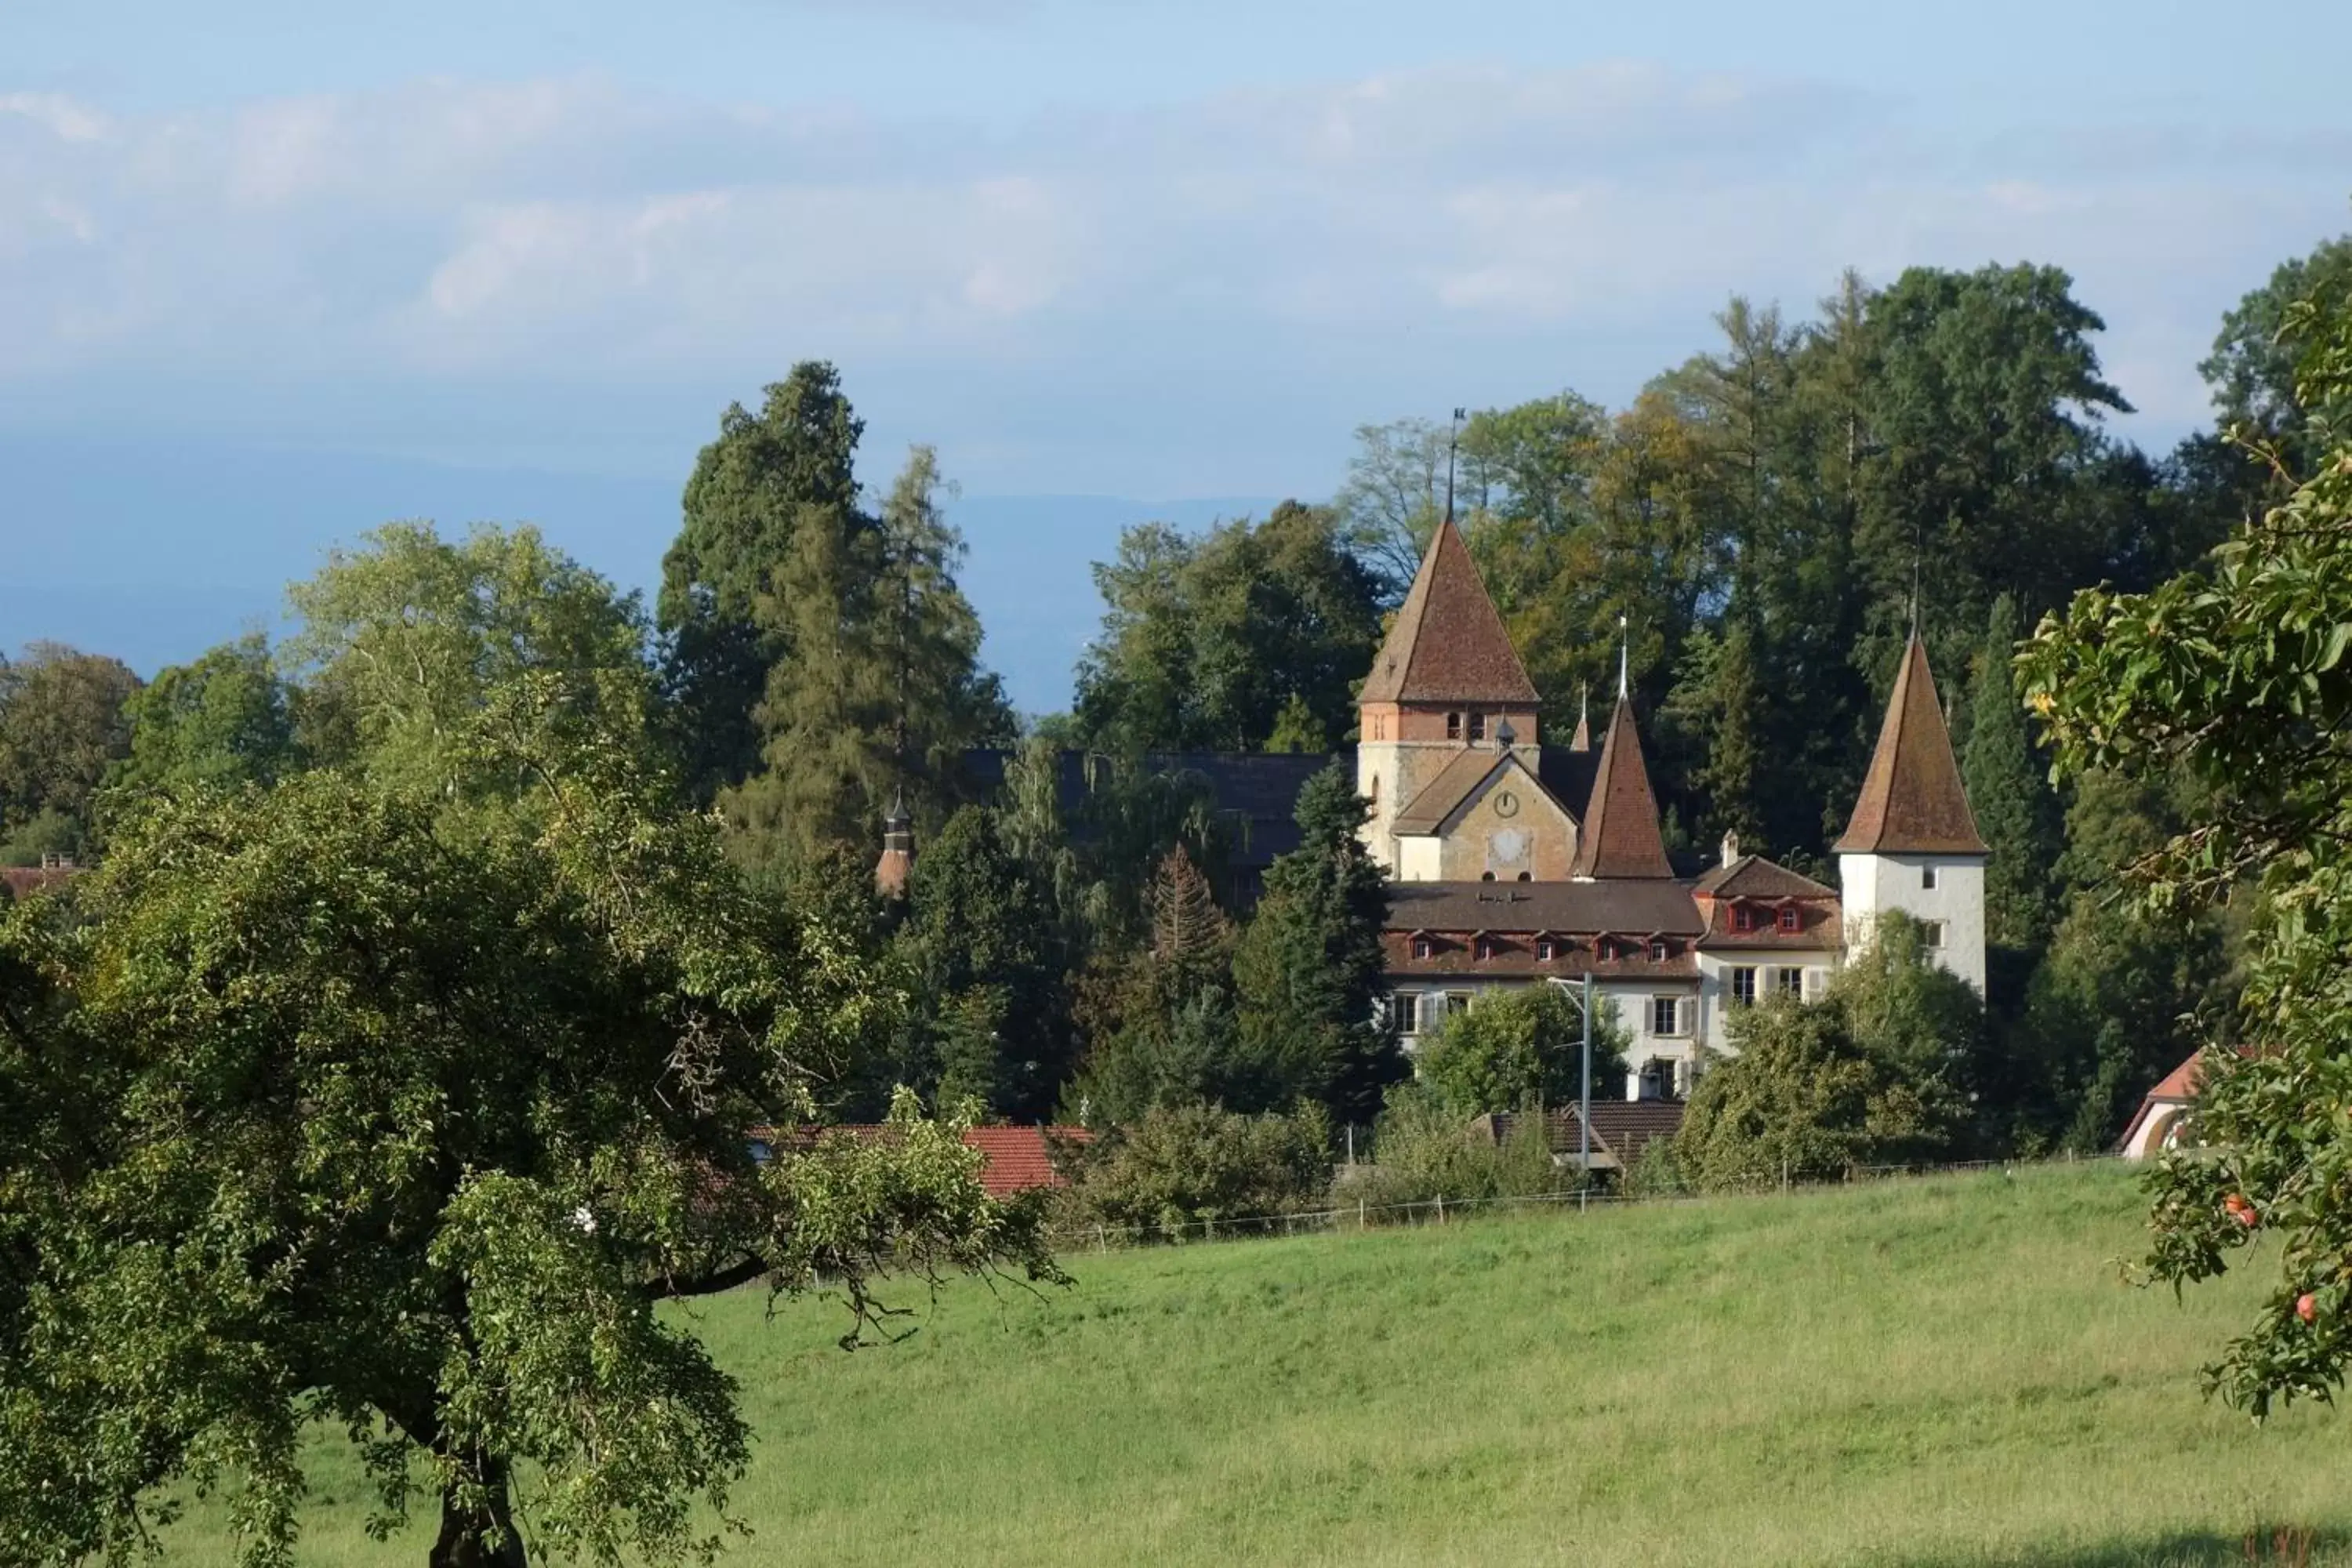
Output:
[{"left": 4, "top": 1, "right": 2348, "bottom": 710}]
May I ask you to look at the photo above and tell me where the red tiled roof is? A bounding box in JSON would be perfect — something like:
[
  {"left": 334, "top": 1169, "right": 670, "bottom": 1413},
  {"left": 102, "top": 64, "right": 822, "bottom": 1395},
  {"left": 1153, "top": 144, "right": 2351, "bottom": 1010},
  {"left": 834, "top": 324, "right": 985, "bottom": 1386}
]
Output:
[
  {"left": 0, "top": 866, "right": 78, "bottom": 901},
  {"left": 1359, "top": 521, "right": 1540, "bottom": 706},
  {"left": 747, "top": 1123, "right": 1091, "bottom": 1197},
  {"left": 1570, "top": 698, "right": 1672, "bottom": 880},
  {"left": 1836, "top": 636, "right": 1986, "bottom": 855}
]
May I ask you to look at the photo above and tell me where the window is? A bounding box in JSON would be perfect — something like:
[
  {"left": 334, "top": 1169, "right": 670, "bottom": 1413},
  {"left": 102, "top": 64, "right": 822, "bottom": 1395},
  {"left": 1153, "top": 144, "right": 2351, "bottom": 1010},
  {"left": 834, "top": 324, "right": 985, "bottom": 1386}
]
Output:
[
  {"left": 1650, "top": 938, "right": 1671, "bottom": 962},
  {"left": 1410, "top": 935, "right": 1435, "bottom": 960},
  {"left": 1774, "top": 967, "right": 1804, "bottom": 999},
  {"left": 1536, "top": 938, "right": 1557, "bottom": 962},
  {"left": 1650, "top": 996, "right": 1688, "bottom": 1036},
  {"left": 1474, "top": 935, "right": 1496, "bottom": 960},
  {"left": 1480, "top": 870, "right": 1496, "bottom": 882},
  {"left": 1777, "top": 906, "right": 1800, "bottom": 933},
  {"left": 1516, "top": 871, "right": 1532, "bottom": 882},
  {"left": 1394, "top": 993, "right": 1425, "bottom": 1036},
  {"left": 1731, "top": 904, "right": 1759, "bottom": 934},
  {"left": 1922, "top": 921, "right": 1947, "bottom": 950},
  {"left": 1595, "top": 938, "right": 1614, "bottom": 962},
  {"left": 1446, "top": 991, "right": 1473, "bottom": 1018},
  {"left": 1922, "top": 865, "right": 1940, "bottom": 891},
  {"left": 1730, "top": 966, "right": 1758, "bottom": 1007},
  {"left": 1468, "top": 710, "right": 1487, "bottom": 742},
  {"left": 1446, "top": 711, "right": 1463, "bottom": 740}
]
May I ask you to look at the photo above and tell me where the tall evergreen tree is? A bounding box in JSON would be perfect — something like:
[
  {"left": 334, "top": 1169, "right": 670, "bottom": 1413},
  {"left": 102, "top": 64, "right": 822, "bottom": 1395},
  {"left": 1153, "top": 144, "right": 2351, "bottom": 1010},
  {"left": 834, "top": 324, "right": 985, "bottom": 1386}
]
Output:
[
  {"left": 1232, "top": 764, "right": 1403, "bottom": 1127},
  {"left": 1960, "top": 594, "right": 2062, "bottom": 953},
  {"left": 658, "top": 363, "right": 864, "bottom": 796}
]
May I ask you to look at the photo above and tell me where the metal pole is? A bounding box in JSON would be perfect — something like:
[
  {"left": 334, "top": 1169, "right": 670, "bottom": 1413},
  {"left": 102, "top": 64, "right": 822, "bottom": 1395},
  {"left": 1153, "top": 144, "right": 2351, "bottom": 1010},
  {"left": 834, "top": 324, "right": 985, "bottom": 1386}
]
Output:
[{"left": 1580, "top": 973, "right": 1593, "bottom": 1180}]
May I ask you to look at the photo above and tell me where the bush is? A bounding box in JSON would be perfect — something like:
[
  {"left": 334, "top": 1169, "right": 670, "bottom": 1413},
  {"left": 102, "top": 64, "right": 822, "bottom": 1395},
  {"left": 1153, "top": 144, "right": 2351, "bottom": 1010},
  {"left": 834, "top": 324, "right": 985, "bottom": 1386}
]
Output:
[
  {"left": 1062, "top": 1103, "right": 1332, "bottom": 1237},
  {"left": 1337, "top": 1087, "right": 1577, "bottom": 1220}
]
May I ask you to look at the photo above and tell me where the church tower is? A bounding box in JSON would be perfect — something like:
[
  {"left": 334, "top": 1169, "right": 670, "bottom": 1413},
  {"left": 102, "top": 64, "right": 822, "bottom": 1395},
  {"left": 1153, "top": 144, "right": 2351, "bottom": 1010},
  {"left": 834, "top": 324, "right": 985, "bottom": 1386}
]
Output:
[
  {"left": 1836, "top": 633, "right": 1988, "bottom": 994},
  {"left": 1355, "top": 521, "right": 1541, "bottom": 874}
]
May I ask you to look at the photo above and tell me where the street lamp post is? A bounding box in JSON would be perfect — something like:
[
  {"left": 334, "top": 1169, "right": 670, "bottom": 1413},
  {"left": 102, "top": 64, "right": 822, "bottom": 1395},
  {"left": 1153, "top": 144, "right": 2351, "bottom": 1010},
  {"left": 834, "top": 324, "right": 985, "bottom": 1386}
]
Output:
[{"left": 1548, "top": 973, "right": 1595, "bottom": 1178}]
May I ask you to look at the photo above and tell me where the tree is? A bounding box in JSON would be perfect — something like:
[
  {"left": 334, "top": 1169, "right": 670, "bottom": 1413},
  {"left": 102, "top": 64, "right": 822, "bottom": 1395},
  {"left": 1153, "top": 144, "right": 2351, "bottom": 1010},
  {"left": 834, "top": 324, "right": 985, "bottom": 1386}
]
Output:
[
  {"left": 2018, "top": 262, "right": 2352, "bottom": 1417},
  {"left": 284, "top": 522, "right": 654, "bottom": 794},
  {"left": 1960, "top": 594, "right": 2061, "bottom": 953},
  {"left": 1064, "top": 847, "right": 1241, "bottom": 1125},
  {"left": 1676, "top": 914, "right": 1980, "bottom": 1189},
  {"left": 1411, "top": 985, "right": 1632, "bottom": 1118},
  {"left": 1231, "top": 764, "right": 1404, "bottom": 1125},
  {"left": 110, "top": 633, "right": 300, "bottom": 798},
  {"left": 0, "top": 641, "right": 140, "bottom": 857},
  {"left": 1073, "top": 504, "right": 1384, "bottom": 753},
  {"left": 2200, "top": 234, "right": 2352, "bottom": 486},
  {"left": 891, "top": 804, "right": 1071, "bottom": 1120},
  {"left": 1332, "top": 417, "right": 1449, "bottom": 593},
  {"left": 659, "top": 363, "right": 864, "bottom": 796},
  {"left": 0, "top": 693, "right": 1057, "bottom": 1568},
  {"left": 1061, "top": 1103, "right": 1331, "bottom": 1235}
]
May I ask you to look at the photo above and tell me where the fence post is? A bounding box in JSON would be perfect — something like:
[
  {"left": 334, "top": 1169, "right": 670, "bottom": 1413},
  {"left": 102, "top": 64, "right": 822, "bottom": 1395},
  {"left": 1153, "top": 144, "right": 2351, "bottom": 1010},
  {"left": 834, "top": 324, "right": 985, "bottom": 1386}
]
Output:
[
  {"left": 1095, "top": 1224, "right": 1106, "bottom": 1254},
  {"left": 1436, "top": 1193, "right": 1446, "bottom": 1225},
  {"left": 1780, "top": 1156, "right": 1790, "bottom": 1194},
  {"left": 1358, "top": 1197, "right": 1366, "bottom": 1231}
]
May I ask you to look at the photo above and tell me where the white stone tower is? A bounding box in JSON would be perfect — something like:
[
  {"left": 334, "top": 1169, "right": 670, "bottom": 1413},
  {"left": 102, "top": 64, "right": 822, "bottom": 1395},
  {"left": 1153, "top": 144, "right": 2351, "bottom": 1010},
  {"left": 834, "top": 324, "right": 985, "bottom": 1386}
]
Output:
[{"left": 1835, "top": 633, "right": 1988, "bottom": 995}]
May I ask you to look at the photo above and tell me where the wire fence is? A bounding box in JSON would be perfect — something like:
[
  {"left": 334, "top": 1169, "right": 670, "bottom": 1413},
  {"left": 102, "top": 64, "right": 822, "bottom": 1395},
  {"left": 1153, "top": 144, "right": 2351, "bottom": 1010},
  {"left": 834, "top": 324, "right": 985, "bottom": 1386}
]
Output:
[{"left": 1041, "top": 1149, "right": 2125, "bottom": 1254}]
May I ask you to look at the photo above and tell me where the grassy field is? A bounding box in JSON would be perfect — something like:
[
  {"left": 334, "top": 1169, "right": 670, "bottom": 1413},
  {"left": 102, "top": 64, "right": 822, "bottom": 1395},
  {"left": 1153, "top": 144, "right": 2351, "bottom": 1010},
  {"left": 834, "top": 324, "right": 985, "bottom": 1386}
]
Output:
[{"left": 166, "top": 1163, "right": 2351, "bottom": 1567}]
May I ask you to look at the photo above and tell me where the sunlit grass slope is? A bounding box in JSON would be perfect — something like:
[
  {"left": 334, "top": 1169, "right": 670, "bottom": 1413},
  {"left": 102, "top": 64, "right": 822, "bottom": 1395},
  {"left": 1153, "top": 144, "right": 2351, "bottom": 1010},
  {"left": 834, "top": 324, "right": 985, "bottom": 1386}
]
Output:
[{"left": 171, "top": 1164, "right": 2350, "bottom": 1567}]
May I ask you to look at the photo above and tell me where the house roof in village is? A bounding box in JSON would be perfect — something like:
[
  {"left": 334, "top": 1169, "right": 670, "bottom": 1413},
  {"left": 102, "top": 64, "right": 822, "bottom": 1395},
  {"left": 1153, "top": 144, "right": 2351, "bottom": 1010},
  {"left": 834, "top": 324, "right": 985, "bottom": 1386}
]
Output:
[
  {"left": 0, "top": 866, "right": 79, "bottom": 901},
  {"left": 1358, "top": 521, "right": 1541, "bottom": 706},
  {"left": 1386, "top": 879, "right": 1704, "bottom": 935},
  {"left": 1693, "top": 855, "right": 1836, "bottom": 900},
  {"left": 1392, "top": 748, "right": 1562, "bottom": 837},
  {"left": 749, "top": 1123, "right": 1089, "bottom": 1198},
  {"left": 1569, "top": 698, "right": 1674, "bottom": 880},
  {"left": 1835, "top": 634, "right": 1987, "bottom": 856},
  {"left": 1483, "top": 1102, "right": 1686, "bottom": 1168}
]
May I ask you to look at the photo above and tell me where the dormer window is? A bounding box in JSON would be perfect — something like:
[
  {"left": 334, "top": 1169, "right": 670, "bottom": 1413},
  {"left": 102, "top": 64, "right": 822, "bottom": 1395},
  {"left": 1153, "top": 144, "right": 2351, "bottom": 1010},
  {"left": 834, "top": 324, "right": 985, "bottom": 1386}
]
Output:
[
  {"left": 1536, "top": 938, "right": 1557, "bottom": 962},
  {"left": 1474, "top": 935, "right": 1496, "bottom": 960},
  {"left": 1411, "top": 935, "right": 1435, "bottom": 960},
  {"left": 1777, "top": 906, "right": 1799, "bottom": 933},
  {"left": 1731, "top": 905, "right": 1759, "bottom": 934},
  {"left": 1650, "top": 938, "right": 1670, "bottom": 962},
  {"left": 1595, "top": 938, "right": 1614, "bottom": 962}
]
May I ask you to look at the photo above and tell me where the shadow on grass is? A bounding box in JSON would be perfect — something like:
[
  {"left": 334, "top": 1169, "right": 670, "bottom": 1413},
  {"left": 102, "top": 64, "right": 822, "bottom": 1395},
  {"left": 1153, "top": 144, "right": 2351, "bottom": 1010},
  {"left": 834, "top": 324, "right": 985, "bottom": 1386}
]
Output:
[{"left": 1889, "top": 1527, "right": 2342, "bottom": 1568}]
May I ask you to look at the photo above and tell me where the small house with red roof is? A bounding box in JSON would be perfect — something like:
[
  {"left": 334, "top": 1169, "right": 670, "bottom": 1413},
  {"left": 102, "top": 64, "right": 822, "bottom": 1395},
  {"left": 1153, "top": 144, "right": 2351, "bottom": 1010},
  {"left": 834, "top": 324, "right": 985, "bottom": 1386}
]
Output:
[{"left": 2119, "top": 1051, "right": 2204, "bottom": 1160}]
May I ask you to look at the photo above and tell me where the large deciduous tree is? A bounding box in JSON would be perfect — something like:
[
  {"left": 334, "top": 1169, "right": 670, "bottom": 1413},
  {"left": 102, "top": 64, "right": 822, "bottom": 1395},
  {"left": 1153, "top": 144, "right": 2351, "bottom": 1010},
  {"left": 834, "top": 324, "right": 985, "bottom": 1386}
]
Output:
[
  {"left": 0, "top": 686, "right": 1057, "bottom": 1568},
  {"left": 2020, "top": 263, "right": 2352, "bottom": 1417},
  {"left": 109, "top": 633, "right": 301, "bottom": 799},
  {"left": 1073, "top": 503, "right": 1384, "bottom": 754},
  {"left": 0, "top": 641, "right": 140, "bottom": 860}
]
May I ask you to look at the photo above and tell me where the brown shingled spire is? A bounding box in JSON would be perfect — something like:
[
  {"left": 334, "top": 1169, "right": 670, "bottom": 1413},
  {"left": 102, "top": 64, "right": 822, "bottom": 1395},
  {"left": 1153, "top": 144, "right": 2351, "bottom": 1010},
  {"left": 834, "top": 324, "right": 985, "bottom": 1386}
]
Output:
[
  {"left": 1568, "top": 684, "right": 1591, "bottom": 751},
  {"left": 1835, "top": 634, "right": 1987, "bottom": 855},
  {"left": 1358, "top": 521, "right": 1540, "bottom": 706},
  {"left": 1570, "top": 696, "right": 1673, "bottom": 880}
]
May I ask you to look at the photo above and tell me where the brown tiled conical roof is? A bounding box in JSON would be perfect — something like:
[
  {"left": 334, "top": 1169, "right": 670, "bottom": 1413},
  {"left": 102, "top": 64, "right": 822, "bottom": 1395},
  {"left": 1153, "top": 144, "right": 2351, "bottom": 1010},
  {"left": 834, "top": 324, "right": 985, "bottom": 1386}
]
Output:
[
  {"left": 1835, "top": 634, "right": 1987, "bottom": 855},
  {"left": 1570, "top": 697, "right": 1672, "bottom": 880},
  {"left": 1358, "top": 521, "right": 1540, "bottom": 706}
]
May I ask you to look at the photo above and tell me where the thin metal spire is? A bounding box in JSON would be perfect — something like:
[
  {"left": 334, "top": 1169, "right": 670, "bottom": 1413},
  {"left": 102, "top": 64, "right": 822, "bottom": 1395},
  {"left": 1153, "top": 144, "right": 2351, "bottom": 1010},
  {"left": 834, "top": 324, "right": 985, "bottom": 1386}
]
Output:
[
  {"left": 1617, "top": 613, "right": 1629, "bottom": 700},
  {"left": 1443, "top": 406, "right": 1465, "bottom": 524}
]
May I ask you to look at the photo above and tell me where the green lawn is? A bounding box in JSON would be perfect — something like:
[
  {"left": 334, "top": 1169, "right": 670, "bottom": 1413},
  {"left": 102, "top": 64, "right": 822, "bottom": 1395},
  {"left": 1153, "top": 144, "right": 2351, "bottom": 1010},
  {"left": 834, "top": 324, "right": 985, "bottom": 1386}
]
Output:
[{"left": 169, "top": 1164, "right": 2348, "bottom": 1566}]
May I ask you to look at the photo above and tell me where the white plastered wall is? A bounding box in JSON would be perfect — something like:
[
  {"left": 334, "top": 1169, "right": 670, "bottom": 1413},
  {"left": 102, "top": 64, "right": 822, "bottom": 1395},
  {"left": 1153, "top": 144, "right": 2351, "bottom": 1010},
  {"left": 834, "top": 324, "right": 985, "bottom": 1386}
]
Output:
[{"left": 1838, "top": 852, "right": 1987, "bottom": 996}]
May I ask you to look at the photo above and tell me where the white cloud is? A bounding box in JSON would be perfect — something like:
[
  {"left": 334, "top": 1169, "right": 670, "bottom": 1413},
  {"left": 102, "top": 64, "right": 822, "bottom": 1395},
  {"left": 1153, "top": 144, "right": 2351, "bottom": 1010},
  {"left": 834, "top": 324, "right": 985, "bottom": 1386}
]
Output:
[{"left": 0, "top": 65, "right": 2341, "bottom": 465}]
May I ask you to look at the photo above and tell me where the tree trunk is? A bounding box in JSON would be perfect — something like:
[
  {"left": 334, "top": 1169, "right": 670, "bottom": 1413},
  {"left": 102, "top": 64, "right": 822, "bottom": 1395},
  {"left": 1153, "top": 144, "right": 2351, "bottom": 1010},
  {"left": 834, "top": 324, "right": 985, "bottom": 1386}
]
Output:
[{"left": 429, "top": 1460, "right": 527, "bottom": 1568}]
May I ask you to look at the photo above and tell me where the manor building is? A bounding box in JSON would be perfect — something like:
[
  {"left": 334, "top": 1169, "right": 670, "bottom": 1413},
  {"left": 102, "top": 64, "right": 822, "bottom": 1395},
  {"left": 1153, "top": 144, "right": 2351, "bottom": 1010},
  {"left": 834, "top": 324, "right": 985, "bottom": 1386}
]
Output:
[{"left": 1361, "top": 521, "right": 1986, "bottom": 1098}]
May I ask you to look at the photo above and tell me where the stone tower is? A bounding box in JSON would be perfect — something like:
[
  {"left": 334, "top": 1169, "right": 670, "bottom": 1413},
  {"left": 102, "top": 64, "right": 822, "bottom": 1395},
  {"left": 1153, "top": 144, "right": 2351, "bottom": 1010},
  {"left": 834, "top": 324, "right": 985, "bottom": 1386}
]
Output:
[
  {"left": 1835, "top": 633, "right": 1989, "bottom": 994},
  {"left": 1354, "top": 521, "right": 1541, "bottom": 874}
]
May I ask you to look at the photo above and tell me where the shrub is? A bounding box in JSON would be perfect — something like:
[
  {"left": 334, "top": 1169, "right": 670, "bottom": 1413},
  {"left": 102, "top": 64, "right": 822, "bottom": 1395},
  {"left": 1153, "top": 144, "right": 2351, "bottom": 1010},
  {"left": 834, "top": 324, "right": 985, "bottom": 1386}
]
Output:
[
  {"left": 1062, "top": 1102, "right": 1332, "bottom": 1237},
  {"left": 1413, "top": 985, "right": 1631, "bottom": 1116},
  {"left": 1337, "top": 1087, "right": 1576, "bottom": 1220}
]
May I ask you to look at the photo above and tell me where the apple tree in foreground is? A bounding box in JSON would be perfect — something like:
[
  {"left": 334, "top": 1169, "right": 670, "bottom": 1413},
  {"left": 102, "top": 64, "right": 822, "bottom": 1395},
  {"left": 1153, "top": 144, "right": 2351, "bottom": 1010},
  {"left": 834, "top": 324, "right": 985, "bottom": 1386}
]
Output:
[
  {"left": 2020, "top": 275, "right": 2352, "bottom": 1417},
  {"left": 0, "top": 681, "right": 1059, "bottom": 1566}
]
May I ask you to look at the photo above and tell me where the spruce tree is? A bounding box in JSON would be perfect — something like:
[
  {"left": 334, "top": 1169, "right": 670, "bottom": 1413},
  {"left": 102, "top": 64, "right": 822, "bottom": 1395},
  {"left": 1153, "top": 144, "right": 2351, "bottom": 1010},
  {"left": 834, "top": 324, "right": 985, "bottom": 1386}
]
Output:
[
  {"left": 1960, "top": 594, "right": 2062, "bottom": 951},
  {"left": 1232, "top": 764, "right": 1403, "bottom": 1126}
]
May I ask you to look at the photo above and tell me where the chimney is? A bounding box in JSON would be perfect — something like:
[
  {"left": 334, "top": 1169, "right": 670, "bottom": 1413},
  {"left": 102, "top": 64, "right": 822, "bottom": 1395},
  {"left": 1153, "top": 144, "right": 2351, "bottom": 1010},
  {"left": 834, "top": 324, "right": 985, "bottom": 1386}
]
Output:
[{"left": 1719, "top": 830, "right": 1740, "bottom": 867}]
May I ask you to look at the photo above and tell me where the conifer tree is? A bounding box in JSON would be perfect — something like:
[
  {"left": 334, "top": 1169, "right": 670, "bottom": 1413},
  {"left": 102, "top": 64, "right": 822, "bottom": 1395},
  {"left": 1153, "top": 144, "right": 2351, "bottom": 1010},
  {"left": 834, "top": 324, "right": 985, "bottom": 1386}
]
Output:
[
  {"left": 1232, "top": 764, "right": 1403, "bottom": 1126},
  {"left": 1961, "top": 594, "right": 2062, "bottom": 952}
]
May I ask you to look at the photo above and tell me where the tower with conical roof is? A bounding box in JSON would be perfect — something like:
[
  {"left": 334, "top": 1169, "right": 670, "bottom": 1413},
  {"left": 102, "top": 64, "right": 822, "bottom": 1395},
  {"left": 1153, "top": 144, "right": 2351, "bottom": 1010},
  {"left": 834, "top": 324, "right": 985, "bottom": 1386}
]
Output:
[
  {"left": 874, "top": 789, "right": 916, "bottom": 898},
  {"left": 1356, "top": 520, "right": 1542, "bottom": 873},
  {"left": 1570, "top": 693, "right": 1673, "bottom": 880},
  {"left": 1835, "top": 633, "right": 1987, "bottom": 993}
]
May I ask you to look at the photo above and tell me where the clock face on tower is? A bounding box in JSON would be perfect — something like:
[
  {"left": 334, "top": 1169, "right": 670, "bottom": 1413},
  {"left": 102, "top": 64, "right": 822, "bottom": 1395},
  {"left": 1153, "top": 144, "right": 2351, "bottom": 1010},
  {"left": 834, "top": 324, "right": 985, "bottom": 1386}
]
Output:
[{"left": 1494, "top": 789, "right": 1520, "bottom": 818}]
